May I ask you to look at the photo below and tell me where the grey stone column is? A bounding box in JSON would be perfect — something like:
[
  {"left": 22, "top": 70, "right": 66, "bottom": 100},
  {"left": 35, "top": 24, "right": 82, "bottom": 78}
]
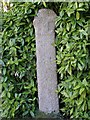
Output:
[{"left": 33, "top": 9, "right": 59, "bottom": 114}]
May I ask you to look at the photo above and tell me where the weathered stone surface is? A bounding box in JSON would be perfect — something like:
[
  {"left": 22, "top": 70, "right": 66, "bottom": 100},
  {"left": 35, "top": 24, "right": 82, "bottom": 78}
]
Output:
[{"left": 33, "top": 9, "right": 59, "bottom": 114}]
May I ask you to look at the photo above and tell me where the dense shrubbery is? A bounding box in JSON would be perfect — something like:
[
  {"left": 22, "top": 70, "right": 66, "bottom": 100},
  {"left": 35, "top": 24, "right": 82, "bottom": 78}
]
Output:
[
  {"left": 1, "top": 1, "right": 90, "bottom": 119},
  {"left": 55, "top": 2, "right": 90, "bottom": 119},
  {"left": 1, "top": 2, "right": 37, "bottom": 118}
]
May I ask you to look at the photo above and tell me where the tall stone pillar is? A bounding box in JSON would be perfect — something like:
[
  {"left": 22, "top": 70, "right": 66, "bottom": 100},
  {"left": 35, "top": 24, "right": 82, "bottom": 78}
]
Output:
[{"left": 33, "top": 9, "right": 59, "bottom": 114}]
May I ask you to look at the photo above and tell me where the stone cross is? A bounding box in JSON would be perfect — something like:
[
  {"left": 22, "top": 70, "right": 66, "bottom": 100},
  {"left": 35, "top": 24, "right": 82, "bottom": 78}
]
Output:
[{"left": 33, "top": 9, "right": 59, "bottom": 114}]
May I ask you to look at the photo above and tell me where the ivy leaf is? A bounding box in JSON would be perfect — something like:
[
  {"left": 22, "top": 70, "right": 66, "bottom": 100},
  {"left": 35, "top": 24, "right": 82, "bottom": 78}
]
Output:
[
  {"left": 0, "top": 60, "right": 5, "bottom": 66},
  {"left": 74, "top": 84, "right": 80, "bottom": 90},
  {"left": 61, "top": 91, "right": 69, "bottom": 97},
  {"left": 78, "top": 63, "right": 83, "bottom": 71},
  {"left": 81, "top": 91, "right": 86, "bottom": 98},
  {"left": 88, "top": 100, "right": 90, "bottom": 110},
  {"left": 66, "top": 23, "right": 70, "bottom": 31},
  {"left": 30, "top": 111, "right": 35, "bottom": 117},
  {"left": 76, "top": 11, "right": 80, "bottom": 20},
  {"left": 42, "top": 1, "right": 47, "bottom": 7},
  {"left": 77, "top": 8, "right": 85, "bottom": 11},
  {"left": 70, "top": 108, "right": 74, "bottom": 115},
  {"left": 60, "top": 10, "right": 64, "bottom": 17},
  {"left": 79, "top": 88, "right": 85, "bottom": 95},
  {"left": 7, "top": 92, "right": 10, "bottom": 98},
  {"left": 77, "top": 96, "right": 83, "bottom": 105}
]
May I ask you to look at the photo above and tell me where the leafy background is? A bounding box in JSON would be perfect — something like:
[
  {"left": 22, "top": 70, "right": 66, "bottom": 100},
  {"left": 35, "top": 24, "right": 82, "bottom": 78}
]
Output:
[
  {"left": 55, "top": 2, "right": 90, "bottom": 119},
  {"left": 1, "top": 1, "right": 90, "bottom": 119},
  {"left": 1, "top": 2, "right": 37, "bottom": 118}
]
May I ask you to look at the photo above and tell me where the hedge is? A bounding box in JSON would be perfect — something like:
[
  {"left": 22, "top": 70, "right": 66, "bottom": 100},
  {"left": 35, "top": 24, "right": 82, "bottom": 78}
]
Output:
[
  {"left": 1, "top": 2, "right": 90, "bottom": 119},
  {"left": 56, "top": 2, "right": 90, "bottom": 119}
]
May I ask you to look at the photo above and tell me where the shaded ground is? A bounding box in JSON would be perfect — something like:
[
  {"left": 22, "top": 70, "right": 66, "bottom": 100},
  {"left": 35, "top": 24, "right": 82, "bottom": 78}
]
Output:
[
  {"left": 1, "top": 111, "right": 70, "bottom": 120},
  {"left": 35, "top": 110, "right": 69, "bottom": 120}
]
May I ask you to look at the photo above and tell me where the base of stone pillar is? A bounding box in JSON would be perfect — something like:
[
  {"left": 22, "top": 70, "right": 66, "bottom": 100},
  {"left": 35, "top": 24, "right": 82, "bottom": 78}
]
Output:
[{"left": 35, "top": 110, "right": 64, "bottom": 119}]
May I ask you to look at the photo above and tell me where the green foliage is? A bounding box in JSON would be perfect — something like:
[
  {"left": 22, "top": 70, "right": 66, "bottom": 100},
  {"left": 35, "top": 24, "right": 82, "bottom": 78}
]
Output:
[
  {"left": 1, "top": 1, "right": 90, "bottom": 119},
  {"left": 1, "top": 2, "right": 38, "bottom": 118},
  {"left": 56, "top": 2, "right": 90, "bottom": 119}
]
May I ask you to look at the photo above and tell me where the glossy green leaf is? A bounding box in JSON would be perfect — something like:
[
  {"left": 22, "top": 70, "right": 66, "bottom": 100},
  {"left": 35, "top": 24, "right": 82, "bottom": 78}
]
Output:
[
  {"left": 79, "top": 88, "right": 85, "bottom": 95},
  {"left": 74, "top": 85, "right": 80, "bottom": 90},
  {"left": 76, "top": 11, "right": 80, "bottom": 20}
]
